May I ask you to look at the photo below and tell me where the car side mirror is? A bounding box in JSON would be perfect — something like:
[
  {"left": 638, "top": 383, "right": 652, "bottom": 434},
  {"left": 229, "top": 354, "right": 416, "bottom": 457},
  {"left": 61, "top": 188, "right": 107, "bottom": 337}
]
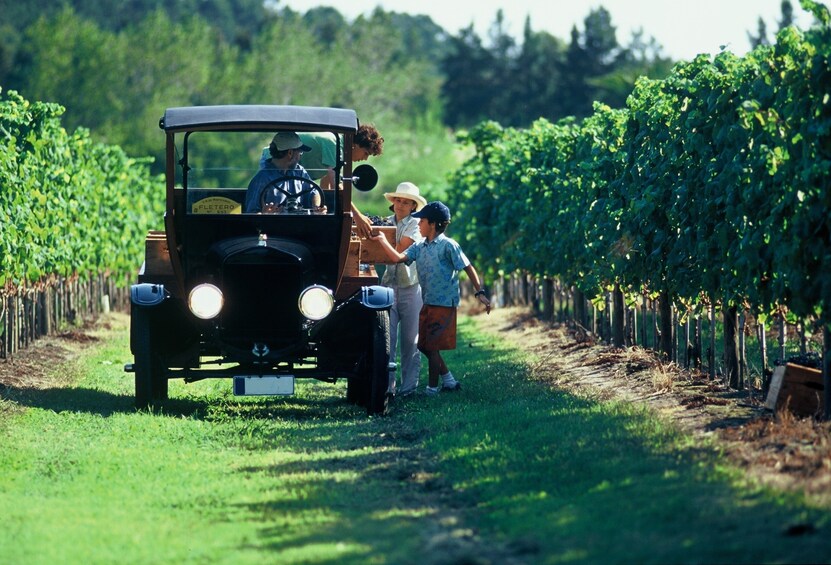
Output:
[{"left": 349, "top": 164, "right": 378, "bottom": 192}]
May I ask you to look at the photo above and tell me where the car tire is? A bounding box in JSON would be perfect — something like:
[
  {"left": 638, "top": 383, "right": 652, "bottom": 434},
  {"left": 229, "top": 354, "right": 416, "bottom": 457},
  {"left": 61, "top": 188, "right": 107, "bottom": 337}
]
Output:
[
  {"left": 346, "top": 376, "right": 365, "bottom": 406},
  {"left": 366, "top": 311, "right": 391, "bottom": 416},
  {"left": 133, "top": 306, "right": 168, "bottom": 408}
]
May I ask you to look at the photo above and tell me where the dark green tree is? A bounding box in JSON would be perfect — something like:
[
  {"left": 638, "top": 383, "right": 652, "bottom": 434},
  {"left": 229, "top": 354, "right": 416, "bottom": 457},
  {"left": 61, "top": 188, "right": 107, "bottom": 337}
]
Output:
[
  {"left": 485, "top": 10, "right": 519, "bottom": 120},
  {"left": 387, "top": 12, "right": 449, "bottom": 66},
  {"left": 593, "top": 29, "right": 673, "bottom": 109},
  {"left": 11, "top": 8, "right": 125, "bottom": 133},
  {"left": 509, "top": 17, "right": 566, "bottom": 125},
  {"left": 302, "top": 6, "right": 347, "bottom": 47},
  {"left": 441, "top": 25, "right": 497, "bottom": 127},
  {"left": 557, "top": 25, "right": 594, "bottom": 118},
  {"left": 581, "top": 6, "right": 621, "bottom": 76},
  {"left": 748, "top": 17, "right": 770, "bottom": 48},
  {"left": 779, "top": 0, "right": 796, "bottom": 29}
]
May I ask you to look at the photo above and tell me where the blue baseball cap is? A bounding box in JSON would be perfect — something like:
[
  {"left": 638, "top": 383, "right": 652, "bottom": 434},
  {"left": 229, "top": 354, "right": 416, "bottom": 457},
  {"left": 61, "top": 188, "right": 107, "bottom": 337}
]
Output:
[{"left": 411, "top": 200, "right": 451, "bottom": 222}]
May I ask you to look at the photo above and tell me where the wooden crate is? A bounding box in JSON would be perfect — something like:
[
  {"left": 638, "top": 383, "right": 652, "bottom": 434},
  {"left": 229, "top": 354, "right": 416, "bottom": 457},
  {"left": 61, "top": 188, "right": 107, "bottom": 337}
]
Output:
[
  {"left": 765, "top": 363, "right": 825, "bottom": 417},
  {"left": 141, "top": 230, "right": 174, "bottom": 278},
  {"left": 336, "top": 237, "right": 379, "bottom": 298},
  {"left": 360, "top": 226, "right": 396, "bottom": 264}
]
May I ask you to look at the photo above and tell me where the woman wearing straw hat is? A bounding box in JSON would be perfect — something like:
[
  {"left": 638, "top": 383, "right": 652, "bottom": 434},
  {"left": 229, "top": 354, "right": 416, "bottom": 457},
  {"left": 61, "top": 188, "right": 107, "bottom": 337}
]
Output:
[{"left": 381, "top": 182, "right": 427, "bottom": 397}]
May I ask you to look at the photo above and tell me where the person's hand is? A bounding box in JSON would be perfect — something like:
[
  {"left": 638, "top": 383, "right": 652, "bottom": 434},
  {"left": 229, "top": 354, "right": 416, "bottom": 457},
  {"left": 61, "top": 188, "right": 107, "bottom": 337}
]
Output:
[
  {"left": 478, "top": 293, "right": 492, "bottom": 314},
  {"left": 353, "top": 210, "right": 373, "bottom": 238}
]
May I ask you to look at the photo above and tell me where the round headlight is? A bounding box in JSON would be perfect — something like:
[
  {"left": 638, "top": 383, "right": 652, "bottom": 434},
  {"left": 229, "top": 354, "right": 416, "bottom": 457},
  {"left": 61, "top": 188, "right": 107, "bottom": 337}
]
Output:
[
  {"left": 298, "top": 285, "right": 334, "bottom": 321},
  {"left": 189, "top": 283, "right": 223, "bottom": 320}
]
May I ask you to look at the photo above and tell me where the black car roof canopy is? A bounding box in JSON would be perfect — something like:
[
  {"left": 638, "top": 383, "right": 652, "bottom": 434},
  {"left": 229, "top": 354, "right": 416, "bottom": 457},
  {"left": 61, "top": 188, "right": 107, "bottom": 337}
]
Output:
[{"left": 160, "top": 105, "right": 359, "bottom": 133}]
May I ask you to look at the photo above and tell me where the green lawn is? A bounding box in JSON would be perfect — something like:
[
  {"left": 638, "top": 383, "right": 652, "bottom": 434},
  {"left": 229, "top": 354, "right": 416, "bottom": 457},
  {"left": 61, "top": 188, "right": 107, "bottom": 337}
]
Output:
[{"left": 0, "top": 313, "right": 827, "bottom": 564}]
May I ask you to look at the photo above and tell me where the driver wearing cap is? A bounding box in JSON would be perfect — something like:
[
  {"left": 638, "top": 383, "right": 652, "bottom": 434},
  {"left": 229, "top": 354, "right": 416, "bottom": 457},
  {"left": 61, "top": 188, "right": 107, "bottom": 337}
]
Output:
[{"left": 245, "top": 132, "right": 315, "bottom": 213}]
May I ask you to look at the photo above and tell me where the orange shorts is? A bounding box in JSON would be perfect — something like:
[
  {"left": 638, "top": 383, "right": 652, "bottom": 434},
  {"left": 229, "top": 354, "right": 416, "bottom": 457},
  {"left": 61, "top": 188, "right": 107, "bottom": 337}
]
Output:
[{"left": 418, "top": 305, "right": 457, "bottom": 351}]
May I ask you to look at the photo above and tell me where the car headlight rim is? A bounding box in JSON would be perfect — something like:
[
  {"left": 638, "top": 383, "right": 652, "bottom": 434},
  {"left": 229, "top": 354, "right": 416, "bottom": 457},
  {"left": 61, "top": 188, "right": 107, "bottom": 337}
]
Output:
[
  {"left": 298, "top": 285, "right": 334, "bottom": 321},
  {"left": 189, "top": 283, "right": 224, "bottom": 320}
]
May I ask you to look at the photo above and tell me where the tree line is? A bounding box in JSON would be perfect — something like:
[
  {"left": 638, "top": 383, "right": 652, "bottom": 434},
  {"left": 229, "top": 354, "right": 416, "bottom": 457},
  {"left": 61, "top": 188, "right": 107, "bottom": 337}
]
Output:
[
  {"left": 0, "top": 1, "right": 798, "bottom": 192},
  {"left": 0, "top": 2, "right": 666, "bottom": 164}
]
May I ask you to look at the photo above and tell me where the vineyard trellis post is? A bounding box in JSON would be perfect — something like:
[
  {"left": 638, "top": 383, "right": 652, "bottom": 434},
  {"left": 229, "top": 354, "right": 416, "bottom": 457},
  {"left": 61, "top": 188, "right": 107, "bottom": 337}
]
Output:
[
  {"left": 724, "top": 305, "right": 741, "bottom": 389},
  {"left": 709, "top": 303, "right": 716, "bottom": 380},
  {"left": 612, "top": 284, "right": 625, "bottom": 348},
  {"left": 739, "top": 311, "right": 747, "bottom": 388},
  {"left": 758, "top": 320, "right": 768, "bottom": 392},
  {"left": 824, "top": 325, "right": 830, "bottom": 421},
  {"left": 542, "top": 278, "right": 554, "bottom": 321},
  {"left": 779, "top": 313, "right": 787, "bottom": 363}
]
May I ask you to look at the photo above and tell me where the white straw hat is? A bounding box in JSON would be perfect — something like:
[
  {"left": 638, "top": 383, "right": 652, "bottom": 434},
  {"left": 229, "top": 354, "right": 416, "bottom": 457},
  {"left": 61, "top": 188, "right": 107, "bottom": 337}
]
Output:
[{"left": 383, "top": 181, "right": 427, "bottom": 211}]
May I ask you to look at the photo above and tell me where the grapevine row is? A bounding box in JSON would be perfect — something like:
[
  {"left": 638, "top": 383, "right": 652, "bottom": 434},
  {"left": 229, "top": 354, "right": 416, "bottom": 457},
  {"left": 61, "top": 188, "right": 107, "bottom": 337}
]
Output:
[
  {"left": 0, "top": 88, "right": 163, "bottom": 291},
  {"left": 1, "top": 88, "right": 163, "bottom": 356},
  {"left": 447, "top": 5, "right": 831, "bottom": 328}
]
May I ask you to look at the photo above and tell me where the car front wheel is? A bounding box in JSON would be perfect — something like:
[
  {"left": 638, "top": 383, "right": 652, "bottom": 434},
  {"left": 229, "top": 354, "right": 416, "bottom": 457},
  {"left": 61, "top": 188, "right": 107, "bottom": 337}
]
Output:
[
  {"left": 133, "top": 306, "right": 168, "bottom": 408},
  {"left": 365, "top": 311, "right": 391, "bottom": 416}
]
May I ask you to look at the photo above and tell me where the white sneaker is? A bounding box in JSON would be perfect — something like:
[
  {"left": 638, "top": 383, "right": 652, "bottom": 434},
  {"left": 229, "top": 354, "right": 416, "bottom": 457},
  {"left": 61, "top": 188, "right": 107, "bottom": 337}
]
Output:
[
  {"left": 441, "top": 372, "right": 461, "bottom": 391},
  {"left": 424, "top": 386, "right": 439, "bottom": 396}
]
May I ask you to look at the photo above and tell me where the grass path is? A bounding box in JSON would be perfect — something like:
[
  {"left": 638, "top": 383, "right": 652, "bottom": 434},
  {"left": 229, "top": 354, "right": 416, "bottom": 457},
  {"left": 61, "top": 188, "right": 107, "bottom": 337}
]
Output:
[{"left": 0, "top": 312, "right": 828, "bottom": 564}]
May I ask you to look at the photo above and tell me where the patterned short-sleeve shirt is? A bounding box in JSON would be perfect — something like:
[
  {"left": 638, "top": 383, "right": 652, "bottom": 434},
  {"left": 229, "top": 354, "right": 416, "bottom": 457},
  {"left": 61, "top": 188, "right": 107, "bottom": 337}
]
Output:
[{"left": 404, "top": 234, "right": 470, "bottom": 307}]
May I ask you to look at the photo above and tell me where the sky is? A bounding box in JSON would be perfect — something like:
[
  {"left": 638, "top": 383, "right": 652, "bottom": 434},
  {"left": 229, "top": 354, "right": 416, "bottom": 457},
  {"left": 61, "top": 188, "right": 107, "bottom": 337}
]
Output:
[{"left": 280, "top": 0, "right": 815, "bottom": 61}]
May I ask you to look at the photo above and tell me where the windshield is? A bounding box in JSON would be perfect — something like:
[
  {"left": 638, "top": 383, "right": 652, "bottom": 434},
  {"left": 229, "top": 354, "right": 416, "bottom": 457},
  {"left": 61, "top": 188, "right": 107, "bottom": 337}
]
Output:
[{"left": 175, "top": 131, "right": 341, "bottom": 216}]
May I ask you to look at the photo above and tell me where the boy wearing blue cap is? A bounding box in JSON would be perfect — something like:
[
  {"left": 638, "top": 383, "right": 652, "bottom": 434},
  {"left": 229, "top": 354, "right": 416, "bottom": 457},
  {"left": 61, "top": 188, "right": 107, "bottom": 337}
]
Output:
[{"left": 371, "top": 201, "right": 491, "bottom": 395}]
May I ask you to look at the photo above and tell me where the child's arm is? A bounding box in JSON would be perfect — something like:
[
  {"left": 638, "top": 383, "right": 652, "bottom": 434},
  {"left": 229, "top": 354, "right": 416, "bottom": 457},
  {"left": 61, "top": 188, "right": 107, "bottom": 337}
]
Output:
[
  {"left": 464, "top": 264, "right": 492, "bottom": 314},
  {"left": 370, "top": 233, "right": 408, "bottom": 263}
]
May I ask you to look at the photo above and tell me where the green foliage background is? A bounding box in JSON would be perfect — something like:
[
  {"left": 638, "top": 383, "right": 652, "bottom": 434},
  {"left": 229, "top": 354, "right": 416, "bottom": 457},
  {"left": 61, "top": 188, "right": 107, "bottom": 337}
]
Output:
[
  {"left": 0, "top": 1, "right": 681, "bottom": 210},
  {"left": 446, "top": 1, "right": 831, "bottom": 321},
  {"left": 0, "top": 0, "right": 823, "bottom": 310},
  {"left": 0, "top": 89, "right": 162, "bottom": 288}
]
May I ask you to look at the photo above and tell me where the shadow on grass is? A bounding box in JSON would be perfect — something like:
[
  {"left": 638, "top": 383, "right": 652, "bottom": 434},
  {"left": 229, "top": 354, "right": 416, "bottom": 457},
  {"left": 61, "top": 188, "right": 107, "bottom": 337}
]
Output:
[
  {"left": 1, "top": 384, "right": 139, "bottom": 416},
  {"left": 218, "top": 316, "right": 829, "bottom": 564},
  {"left": 0, "top": 380, "right": 369, "bottom": 424}
]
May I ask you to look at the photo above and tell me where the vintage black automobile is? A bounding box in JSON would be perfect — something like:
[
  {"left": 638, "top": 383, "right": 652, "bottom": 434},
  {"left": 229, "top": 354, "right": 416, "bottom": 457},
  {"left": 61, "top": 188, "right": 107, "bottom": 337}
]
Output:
[{"left": 125, "top": 105, "right": 395, "bottom": 415}]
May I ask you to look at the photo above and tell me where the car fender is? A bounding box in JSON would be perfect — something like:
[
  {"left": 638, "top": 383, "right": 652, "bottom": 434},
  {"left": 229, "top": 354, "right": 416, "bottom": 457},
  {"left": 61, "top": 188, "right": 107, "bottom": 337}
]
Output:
[
  {"left": 360, "top": 285, "right": 394, "bottom": 310},
  {"left": 131, "top": 283, "right": 169, "bottom": 307}
]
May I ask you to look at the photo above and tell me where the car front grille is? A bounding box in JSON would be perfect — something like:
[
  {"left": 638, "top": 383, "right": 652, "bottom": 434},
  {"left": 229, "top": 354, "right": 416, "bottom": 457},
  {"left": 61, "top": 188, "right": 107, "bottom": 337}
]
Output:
[{"left": 218, "top": 263, "right": 303, "bottom": 346}]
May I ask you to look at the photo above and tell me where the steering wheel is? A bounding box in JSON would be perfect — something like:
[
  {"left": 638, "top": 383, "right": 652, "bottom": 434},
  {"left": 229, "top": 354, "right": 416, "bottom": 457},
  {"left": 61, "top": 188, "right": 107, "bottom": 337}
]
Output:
[{"left": 259, "top": 175, "right": 324, "bottom": 213}]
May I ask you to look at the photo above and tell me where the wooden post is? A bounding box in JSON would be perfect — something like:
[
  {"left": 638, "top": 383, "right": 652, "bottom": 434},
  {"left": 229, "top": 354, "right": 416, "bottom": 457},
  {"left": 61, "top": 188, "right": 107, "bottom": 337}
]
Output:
[
  {"left": 605, "top": 291, "right": 612, "bottom": 345},
  {"left": 779, "top": 313, "right": 787, "bottom": 363},
  {"left": 824, "top": 324, "right": 830, "bottom": 421},
  {"left": 739, "top": 310, "right": 747, "bottom": 389},
  {"left": 0, "top": 295, "right": 7, "bottom": 359},
  {"left": 592, "top": 302, "right": 597, "bottom": 335},
  {"left": 799, "top": 320, "right": 807, "bottom": 355},
  {"left": 658, "top": 291, "right": 673, "bottom": 359},
  {"left": 653, "top": 298, "right": 659, "bottom": 352},
  {"left": 709, "top": 302, "right": 716, "bottom": 380},
  {"left": 721, "top": 303, "right": 739, "bottom": 388},
  {"left": 684, "top": 317, "right": 691, "bottom": 368},
  {"left": 612, "top": 283, "right": 625, "bottom": 348},
  {"left": 500, "top": 274, "right": 511, "bottom": 307},
  {"left": 694, "top": 316, "right": 702, "bottom": 369},
  {"left": 542, "top": 278, "right": 553, "bottom": 321},
  {"left": 575, "top": 288, "right": 587, "bottom": 330},
  {"left": 759, "top": 320, "right": 768, "bottom": 380},
  {"left": 672, "top": 306, "right": 678, "bottom": 363}
]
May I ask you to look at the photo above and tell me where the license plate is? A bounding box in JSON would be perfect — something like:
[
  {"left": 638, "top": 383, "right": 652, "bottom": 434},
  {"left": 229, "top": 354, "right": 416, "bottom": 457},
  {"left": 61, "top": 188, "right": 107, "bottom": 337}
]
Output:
[{"left": 233, "top": 375, "right": 295, "bottom": 396}]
